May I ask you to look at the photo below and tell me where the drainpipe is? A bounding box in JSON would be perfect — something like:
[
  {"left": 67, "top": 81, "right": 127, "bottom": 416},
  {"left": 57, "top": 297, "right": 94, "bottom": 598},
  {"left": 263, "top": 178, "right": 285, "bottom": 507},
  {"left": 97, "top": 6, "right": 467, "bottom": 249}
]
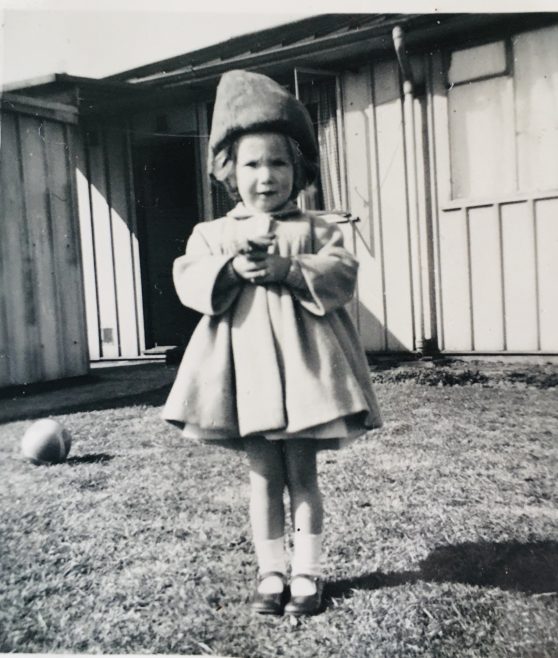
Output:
[
  {"left": 392, "top": 26, "right": 438, "bottom": 356},
  {"left": 393, "top": 26, "right": 415, "bottom": 97}
]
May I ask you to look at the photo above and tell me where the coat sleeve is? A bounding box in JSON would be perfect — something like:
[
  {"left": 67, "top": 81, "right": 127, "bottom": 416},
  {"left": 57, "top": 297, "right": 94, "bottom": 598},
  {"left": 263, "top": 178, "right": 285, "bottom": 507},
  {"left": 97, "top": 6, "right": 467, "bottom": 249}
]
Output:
[
  {"left": 172, "top": 224, "right": 242, "bottom": 316},
  {"left": 290, "top": 218, "right": 358, "bottom": 316}
]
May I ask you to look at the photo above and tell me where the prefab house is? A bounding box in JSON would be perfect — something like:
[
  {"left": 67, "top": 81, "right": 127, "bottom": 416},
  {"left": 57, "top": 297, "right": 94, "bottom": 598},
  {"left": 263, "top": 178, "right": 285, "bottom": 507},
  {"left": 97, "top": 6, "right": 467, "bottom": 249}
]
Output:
[{"left": 1, "top": 12, "right": 558, "bottom": 387}]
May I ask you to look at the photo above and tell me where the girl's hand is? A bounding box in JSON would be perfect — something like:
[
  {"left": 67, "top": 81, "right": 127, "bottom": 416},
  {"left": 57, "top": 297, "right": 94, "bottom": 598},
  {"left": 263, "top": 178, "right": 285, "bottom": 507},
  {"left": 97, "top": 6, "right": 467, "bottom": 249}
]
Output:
[
  {"left": 232, "top": 253, "right": 291, "bottom": 284},
  {"left": 238, "top": 233, "right": 276, "bottom": 255},
  {"left": 231, "top": 252, "right": 267, "bottom": 282},
  {"left": 257, "top": 254, "right": 291, "bottom": 284}
]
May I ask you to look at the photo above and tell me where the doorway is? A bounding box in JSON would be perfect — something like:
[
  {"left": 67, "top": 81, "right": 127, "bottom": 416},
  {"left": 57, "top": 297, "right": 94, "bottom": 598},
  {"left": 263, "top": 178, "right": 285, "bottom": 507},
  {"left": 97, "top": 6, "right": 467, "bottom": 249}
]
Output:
[{"left": 133, "top": 136, "right": 202, "bottom": 351}]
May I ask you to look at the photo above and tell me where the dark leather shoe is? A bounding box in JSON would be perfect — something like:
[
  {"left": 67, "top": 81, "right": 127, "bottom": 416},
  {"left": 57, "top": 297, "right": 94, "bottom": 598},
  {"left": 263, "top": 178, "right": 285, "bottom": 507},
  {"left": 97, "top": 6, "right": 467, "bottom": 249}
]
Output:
[
  {"left": 284, "top": 575, "right": 324, "bottom": 616},
  {"left": 250, "top": 571, "right": 287, "bottom": 615}
]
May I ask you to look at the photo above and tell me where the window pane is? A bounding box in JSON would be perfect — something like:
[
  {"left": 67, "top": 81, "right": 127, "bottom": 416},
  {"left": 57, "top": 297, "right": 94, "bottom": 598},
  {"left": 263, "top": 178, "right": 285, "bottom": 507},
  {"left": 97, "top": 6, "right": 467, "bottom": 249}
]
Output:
[
  {"left": 448, "top": 76, "right": 515, "bottom": 199},
  {"left": 448, "top": 41, "right": 507, "bottom": 85},
  {"left": 513, "top": 25, "right": 558, "bottom": 192},
  {"left": 297, "top": 74, "right": 342, "bottom": 211}
]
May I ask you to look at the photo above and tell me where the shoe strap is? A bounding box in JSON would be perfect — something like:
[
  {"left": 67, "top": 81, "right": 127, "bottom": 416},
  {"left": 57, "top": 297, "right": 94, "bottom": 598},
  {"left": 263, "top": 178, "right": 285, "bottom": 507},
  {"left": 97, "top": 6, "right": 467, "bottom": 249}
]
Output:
[
  {"left": 291, "top": 574, "right": 321, "bottom": 583},
  {"left": 258, "top": 571, "right": 287, "bottom": 583}
]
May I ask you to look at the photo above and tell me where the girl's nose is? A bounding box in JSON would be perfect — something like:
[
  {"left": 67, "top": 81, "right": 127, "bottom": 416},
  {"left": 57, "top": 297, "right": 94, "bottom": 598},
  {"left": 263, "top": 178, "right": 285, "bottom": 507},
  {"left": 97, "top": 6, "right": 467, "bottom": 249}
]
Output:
[{"left": 257, "top": 166, "right": 273, "bottom": 182}]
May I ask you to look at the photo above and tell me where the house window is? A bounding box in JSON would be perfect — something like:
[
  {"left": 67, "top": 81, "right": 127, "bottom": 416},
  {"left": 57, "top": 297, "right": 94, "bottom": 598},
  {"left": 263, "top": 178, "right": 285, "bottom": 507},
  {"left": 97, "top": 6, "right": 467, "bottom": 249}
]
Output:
[
  {"left": 293, "top": 69, "right": 346, "bottom": 212},
  {"left": 447, "top": 26, "right": 558, "bottom": 200},
  {"left": 448, "top": 41, "right": 508, "bottom": 85},
  {"left": 447, "top": 41, "right": 515, "bottom": 200},
  {"left": 513, "top": 25, "right": 558, "bottom": 192}
]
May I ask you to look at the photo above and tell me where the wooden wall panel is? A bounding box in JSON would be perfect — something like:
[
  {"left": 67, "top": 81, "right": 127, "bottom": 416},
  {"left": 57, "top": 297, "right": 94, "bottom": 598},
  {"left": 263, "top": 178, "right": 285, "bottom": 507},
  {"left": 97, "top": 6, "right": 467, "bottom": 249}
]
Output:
[
  {"left": 0, "top": 108, "right": 88, "bottom": 387},
  {"left": 74, "top": 130, "right": 101, "bottom": 360},
  {"left": 448, "top": 77, "right": 515, "bottom": 200},
  {"left": 86, "top": 127, "right": 120, "bottom": 358},
  {"left": 535, "top": 198, "right": 558, "bottom": 351},
  {"left": 43, "top": 120, "right": 88, "bottom": 375},
  {"left": 42, "top": 119, "right": 70, "bottom": 375},
  {"left": 469, "top": 206, "right": 504, "bottom": 351},
  {"left": 342, "top": 67, "right": 386, "bottom": 351},
  {"left": 105, "top": 126, "right": 141, "bottom": 357},
  {"left": 124, "top": 122, "right": 146, "bottom": 355},
  {"left": 438, "top": 209, "right": 471, "bottom": 351},
  {"left": 372, "top": 59, "right": 414, "bottom": 351},
  {"left": 19, "top": 116, "right": 61, "bottom": 380},
  {"left": 501, "top": 201, "right": 538, "bottom": 351},
  {"left": 514, "top": 25, "right": 558, "bottom": 193},
  {"left": 0, "top": 112, "right": 36, "bottom": 384}
]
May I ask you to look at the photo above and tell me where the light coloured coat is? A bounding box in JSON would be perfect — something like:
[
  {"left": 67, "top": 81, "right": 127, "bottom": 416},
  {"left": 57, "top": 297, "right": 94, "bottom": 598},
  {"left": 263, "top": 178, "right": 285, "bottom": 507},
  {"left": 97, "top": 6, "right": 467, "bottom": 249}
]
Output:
[{"left": 162, "top": 206, "right": 382, "bottom": 448}]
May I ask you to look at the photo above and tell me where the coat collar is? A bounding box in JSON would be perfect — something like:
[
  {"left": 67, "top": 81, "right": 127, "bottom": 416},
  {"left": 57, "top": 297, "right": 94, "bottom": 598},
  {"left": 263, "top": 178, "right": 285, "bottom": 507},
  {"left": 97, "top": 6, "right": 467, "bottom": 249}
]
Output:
[{"left": 226, "top": 201, "right": 302, "bottom": 221}]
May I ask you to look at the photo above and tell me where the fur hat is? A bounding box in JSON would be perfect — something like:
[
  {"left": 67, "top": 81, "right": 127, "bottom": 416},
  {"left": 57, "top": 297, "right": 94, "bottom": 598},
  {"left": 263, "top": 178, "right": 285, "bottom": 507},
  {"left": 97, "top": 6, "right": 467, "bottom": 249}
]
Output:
[{"left": 208, "top": 69, "right": 318, "bottom": 177}]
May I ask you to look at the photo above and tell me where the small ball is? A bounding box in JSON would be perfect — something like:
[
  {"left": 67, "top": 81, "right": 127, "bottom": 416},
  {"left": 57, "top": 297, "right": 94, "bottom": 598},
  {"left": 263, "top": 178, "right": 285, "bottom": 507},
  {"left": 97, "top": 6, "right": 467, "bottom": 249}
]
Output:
[{"left": 21, "top": 419, "right": 72, "bottom": 465}]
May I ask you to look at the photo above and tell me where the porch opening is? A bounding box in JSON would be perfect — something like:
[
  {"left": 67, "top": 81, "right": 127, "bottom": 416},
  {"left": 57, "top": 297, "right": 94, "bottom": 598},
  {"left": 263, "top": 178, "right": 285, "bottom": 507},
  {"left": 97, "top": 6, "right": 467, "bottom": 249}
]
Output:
[{"left": 132, "top": 136, "right": 201, "bottom": 353}]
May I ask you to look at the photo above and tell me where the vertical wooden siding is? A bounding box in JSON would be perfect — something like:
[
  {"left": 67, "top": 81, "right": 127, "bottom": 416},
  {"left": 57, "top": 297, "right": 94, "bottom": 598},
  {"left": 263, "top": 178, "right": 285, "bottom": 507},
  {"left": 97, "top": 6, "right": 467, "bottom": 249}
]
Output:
[
  {"left": 77, "top": 120, "right": 144, "bottom": 359},
  {"left": 430, "top": 25, "right": 558, "bottom": 353},
  {"left": 434, "top": 195, "right": 558, "bottom": 353},
  {"left": 78, "top": 105, "right": 199, "bottom": 359},
  {"left": 0, "top": 106, "right": 88, "bottom": 386},
  {"left": 342, "top": 26, "right": 558, "bottom": 355},
  {"left": 342, "top": 60, "right": 416, "bottom": 352}
]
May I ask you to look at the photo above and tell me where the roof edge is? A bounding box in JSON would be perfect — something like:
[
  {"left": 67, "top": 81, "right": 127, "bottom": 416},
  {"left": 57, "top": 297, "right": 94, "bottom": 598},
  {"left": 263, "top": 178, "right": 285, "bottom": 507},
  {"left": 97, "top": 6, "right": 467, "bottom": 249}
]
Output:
[
  {"left": 125, "top": 13, "right": 424, "bottom": 87},
  {"left": 2, "top": 72, "right": 150, "bottom": 95},
  {"left": 103, "top": 13, "right": 381, "bottom": 83},
  {"left": 2, "top": 73, "right": 61, "bottom": 94}
]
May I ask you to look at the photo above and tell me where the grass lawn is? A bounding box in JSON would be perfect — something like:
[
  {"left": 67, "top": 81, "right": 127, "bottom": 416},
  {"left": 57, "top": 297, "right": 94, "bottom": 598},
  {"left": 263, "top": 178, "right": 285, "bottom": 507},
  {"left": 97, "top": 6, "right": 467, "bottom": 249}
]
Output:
[{"left": 0, "top": 360, "right": 557, "bottom": 657}]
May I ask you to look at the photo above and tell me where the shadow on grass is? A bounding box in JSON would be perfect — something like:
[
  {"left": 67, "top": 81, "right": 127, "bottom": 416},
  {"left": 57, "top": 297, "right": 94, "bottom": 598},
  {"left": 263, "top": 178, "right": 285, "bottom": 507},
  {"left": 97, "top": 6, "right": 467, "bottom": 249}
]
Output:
[
  {"left": 50, "top": 386, "right": 171, "bottom": 416},
  {"left": 67, "top": 454, "right": 114, "bottom": 465},
  {"left": 326, "top": 540, "right": 558, "bottom": 605},
  {"left": 0, "top": 386, "right": 171, "bottom": 424}
]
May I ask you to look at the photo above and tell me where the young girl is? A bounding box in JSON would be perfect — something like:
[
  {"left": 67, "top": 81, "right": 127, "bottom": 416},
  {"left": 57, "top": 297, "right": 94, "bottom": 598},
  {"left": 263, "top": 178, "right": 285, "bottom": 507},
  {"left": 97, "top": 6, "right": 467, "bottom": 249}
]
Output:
[{"left": 162, "top": 69, "right": 382, "bottom": 616}]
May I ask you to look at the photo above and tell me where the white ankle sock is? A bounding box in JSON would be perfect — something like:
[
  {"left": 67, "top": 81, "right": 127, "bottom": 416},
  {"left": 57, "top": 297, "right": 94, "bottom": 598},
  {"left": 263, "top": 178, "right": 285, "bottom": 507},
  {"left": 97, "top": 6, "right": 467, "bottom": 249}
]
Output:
[
  {"left": 292, "top": 532, "right": 322, "bottom": 577},
  {"left": 258, "top": 574, "right": 285, "bottom": 594},
  {"left": 254, "top": 537, "right": 286, "bottom": 593},
  {"left": 290, "top": 575, "right": 318, "bottom": 596}
]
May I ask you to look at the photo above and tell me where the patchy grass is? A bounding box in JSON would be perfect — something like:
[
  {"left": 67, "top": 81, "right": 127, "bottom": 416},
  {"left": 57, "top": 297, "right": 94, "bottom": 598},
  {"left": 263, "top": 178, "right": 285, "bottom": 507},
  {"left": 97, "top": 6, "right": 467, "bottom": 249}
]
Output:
[
  {"left": 369, "top": 357, "right": 558, "bottom": 389},
  {"left": 0, "top": 362, "right": 557, "bottom": 657}
]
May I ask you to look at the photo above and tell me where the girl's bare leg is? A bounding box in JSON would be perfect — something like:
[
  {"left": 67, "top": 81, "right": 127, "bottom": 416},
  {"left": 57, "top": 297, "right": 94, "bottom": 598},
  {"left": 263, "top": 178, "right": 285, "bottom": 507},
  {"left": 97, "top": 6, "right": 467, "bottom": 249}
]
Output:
[
  {"left": 283, "top": 439, "right": 323, "bottom": 535},
  {"left": 244, "top": 436, "right": 286, "bottom": 593},
  {"left": 283, "top": 440, "right": 323, "bottom": 595}
]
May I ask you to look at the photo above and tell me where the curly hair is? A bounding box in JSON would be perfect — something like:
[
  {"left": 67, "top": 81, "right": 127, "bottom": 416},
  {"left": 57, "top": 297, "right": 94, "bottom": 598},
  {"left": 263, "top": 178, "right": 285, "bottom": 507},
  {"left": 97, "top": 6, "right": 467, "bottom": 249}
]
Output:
[{"left": 210, "top": 131, "right": 319, "bottom": 202}]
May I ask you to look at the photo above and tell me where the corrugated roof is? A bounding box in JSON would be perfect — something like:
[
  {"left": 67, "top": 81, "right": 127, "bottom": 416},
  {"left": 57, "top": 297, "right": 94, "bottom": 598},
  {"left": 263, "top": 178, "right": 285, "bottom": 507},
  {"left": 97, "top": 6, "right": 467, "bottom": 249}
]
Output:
[
  {"left": 104, "top": 12, "right": 558, "bottom": 91},
  {"left": 104, "top": 13, "right": 417, "bottom": 87}
]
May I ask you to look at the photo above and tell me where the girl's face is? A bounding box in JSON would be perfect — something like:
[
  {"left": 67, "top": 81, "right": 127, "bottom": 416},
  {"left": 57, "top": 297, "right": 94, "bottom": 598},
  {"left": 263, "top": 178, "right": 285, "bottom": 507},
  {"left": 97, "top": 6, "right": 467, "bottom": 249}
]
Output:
[{"left": 234, "top": 133, "right": 294, "bottom": 213}]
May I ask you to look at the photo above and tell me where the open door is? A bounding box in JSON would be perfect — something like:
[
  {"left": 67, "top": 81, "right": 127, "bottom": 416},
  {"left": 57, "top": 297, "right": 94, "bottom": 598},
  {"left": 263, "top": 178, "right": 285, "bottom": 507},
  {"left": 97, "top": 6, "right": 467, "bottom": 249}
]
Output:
[{"left": 133, "top": 136, "right": 201, "bottom": 351}]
